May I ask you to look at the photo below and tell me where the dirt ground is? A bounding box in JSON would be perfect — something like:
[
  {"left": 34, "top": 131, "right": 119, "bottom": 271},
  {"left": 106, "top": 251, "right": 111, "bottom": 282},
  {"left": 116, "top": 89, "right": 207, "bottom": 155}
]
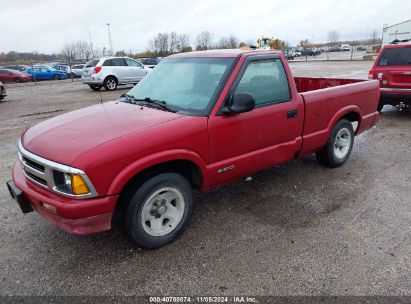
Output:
[{"left": 0, "top": 61, "right": 410, "bottom": 296}]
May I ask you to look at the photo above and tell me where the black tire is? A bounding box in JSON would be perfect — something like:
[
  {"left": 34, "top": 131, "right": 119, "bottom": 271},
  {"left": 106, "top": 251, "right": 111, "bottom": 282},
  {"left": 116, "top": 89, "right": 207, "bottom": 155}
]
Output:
[
  {"left": 316, "top": 119, "right": 354, "bottom": 168},
  {"left": 89, "top": 84, "right": 102, "bottom": 91},
  {"left": 52, "top": 74, "right": 59, "bottom": 80},
  {"left": 377, "top": 103, "right": 384, "bottom": 112},
  {"left": 103, "top": 76, "right": 118, "bottom": 91},
  {"left": 15, "top": 78, "right": 21, "bottom": 83},
  {"left": 119, "top": 173, "right": 193, "bottom": 248}
]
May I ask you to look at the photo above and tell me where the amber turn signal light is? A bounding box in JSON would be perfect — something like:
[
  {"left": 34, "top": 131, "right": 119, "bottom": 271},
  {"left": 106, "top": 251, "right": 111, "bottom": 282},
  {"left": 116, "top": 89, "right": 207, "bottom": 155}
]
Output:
[{"left": 71, "top": 174, "right": 90, "bottom": 195}]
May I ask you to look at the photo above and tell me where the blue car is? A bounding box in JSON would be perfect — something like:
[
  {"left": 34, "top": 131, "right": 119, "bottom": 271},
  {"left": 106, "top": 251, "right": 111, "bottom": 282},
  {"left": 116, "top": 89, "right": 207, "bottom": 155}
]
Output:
[{"left": 25, "top": 67, "right": 67, "bottom": 81}]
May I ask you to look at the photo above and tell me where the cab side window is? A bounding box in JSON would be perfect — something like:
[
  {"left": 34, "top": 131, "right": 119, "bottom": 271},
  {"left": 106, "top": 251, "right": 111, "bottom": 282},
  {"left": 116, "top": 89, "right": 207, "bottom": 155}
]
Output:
[{"left": 234, "top": 59, "right": 290, "bottom": 106}]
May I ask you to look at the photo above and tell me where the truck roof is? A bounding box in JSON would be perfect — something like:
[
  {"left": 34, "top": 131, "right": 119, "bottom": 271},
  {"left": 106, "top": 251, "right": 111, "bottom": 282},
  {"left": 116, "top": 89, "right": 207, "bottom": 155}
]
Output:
[{"left": 168, "top": 49, "right": 279, "bottom": 58}]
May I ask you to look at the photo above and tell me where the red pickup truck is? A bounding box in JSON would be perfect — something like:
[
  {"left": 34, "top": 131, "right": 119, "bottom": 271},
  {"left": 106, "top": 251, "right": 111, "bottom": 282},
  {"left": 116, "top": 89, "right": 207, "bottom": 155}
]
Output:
[{"left": 7, "top": 50, "right": 380, "bottom": 248}]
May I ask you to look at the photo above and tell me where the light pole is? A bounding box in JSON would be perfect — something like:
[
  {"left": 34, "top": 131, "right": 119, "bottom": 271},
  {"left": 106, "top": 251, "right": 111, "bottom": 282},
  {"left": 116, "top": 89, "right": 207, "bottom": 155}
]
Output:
[{"left": 107, "top": 22, "right": 113, "bottom": 55}]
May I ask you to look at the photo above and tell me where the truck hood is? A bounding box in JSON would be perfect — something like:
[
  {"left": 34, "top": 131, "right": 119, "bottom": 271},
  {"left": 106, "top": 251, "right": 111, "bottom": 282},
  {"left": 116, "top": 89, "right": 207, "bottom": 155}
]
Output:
[{"left": 22, "top": 101, "right": 182, "bottom": 165}]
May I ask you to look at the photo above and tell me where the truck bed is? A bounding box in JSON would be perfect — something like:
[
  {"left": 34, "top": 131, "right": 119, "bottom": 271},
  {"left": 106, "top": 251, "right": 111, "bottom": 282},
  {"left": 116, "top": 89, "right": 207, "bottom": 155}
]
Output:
[
  {"left": 294, "top": 77, "right": 364, "bottom": 93},
  {"left": 294, "top": 77, "right": 380, "bottom": 156}
]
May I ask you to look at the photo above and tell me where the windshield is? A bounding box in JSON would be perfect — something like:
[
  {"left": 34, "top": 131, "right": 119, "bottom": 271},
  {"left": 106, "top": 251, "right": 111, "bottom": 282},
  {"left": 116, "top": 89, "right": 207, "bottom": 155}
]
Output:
[
  {"left": 127, "top": 57, "right": 235, "bottom": 116},
  {"left": 378, "top": 47, "right": 411, "bottom": 66}
]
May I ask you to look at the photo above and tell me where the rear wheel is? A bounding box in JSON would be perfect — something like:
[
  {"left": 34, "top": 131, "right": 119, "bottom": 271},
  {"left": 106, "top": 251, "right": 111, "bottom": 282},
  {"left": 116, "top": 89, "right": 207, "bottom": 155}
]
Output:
[
  {"left": 89, "top": 84, "right": 102, "bottom": 91},
  {"left": 377, "top": 104, "right": 384, "bottom": 112},
  {"left": 316, "top": 119, "right": 354, "bottom": 168},
  {"left": 103, "top": 76, "right": 118, "bottom": 91},
  {"left": 119, "top": 173, "right": 193, "bottom": 248}
]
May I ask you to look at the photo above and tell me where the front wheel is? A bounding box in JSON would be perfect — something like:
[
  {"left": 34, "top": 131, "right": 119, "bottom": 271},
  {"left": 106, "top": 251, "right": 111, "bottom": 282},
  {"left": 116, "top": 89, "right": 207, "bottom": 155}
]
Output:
[
  {"left": 52, "top": 74, "right": 59, "bottom": 80},
  {"left": 121, "top": 173, "right": 193, "bottom": 248},
  {"left": 316, "top": 119, "right": 354, "bottom": 168}
]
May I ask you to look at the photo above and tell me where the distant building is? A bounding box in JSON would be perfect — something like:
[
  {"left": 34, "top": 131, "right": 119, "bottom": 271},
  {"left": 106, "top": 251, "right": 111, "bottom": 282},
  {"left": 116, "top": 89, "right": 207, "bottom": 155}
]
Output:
[{"left": 382, "top": 19, "right": 411, "bottom": 45}]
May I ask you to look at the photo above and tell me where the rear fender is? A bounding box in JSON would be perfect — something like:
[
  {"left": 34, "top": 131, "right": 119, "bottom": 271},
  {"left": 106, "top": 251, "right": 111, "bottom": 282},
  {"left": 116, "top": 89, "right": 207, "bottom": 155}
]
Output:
[
  {"left": 301, "top": 105, "right": 362, "bottom": 156},
  {"left": 327, "top": 105, "right": 362, "bottom": 135}
]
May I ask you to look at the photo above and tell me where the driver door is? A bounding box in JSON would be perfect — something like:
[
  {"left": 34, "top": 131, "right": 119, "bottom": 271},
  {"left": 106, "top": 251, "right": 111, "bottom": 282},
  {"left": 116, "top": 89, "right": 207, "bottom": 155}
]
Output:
[{"left": 207, "top": 55, "right": 304, "bottom": 186}]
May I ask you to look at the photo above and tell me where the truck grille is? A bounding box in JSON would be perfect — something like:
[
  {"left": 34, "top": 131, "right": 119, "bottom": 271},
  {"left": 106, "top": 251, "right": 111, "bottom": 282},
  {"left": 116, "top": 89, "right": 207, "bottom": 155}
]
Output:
[
  {"left": 22, "top": 156, "right": 45, "bottom": 173},
  {"left": 19, "top": 149, "right": 53, "bottom": 189}
]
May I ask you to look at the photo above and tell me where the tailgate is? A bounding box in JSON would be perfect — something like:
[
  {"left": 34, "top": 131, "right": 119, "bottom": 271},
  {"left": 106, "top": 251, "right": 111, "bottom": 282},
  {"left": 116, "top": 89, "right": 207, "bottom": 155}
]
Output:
[
  {"left": 383, "top": 69, "right": 411, "bottom": 90},
  {"left": 375, "top": 45, "right": 411, "bottom": 90}
]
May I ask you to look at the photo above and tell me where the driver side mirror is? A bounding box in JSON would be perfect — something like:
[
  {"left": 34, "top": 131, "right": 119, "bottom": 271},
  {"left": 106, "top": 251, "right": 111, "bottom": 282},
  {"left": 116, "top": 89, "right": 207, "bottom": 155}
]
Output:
[{"left": 222, "top": 92, "right": 255, "bottom": 115}]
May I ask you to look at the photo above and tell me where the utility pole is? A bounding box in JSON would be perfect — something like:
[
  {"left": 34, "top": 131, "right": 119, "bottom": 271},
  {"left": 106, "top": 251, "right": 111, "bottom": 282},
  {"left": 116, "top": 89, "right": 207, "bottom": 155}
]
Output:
[
  {"left": 88, "top": 30, "right": 94, "bottom": 58},
  {"left": 107, "top": 22, "right": 113, "bottom": 55}
]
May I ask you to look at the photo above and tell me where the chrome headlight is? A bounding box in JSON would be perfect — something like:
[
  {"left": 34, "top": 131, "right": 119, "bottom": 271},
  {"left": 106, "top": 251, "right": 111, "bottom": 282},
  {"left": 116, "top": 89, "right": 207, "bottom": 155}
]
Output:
[{"left": 18, "top": 140, "right": 98, "bottom": 199}]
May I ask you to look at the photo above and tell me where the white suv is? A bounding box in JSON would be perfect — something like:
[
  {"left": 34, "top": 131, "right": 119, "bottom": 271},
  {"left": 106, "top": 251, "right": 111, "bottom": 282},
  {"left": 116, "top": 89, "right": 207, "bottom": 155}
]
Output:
[{"left": 82, "top": 57, "right": 149, "bottom": 91}]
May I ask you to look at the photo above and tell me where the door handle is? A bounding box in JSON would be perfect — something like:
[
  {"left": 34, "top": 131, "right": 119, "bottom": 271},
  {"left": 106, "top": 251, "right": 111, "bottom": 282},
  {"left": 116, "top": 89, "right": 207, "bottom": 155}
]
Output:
[{"left": 287, "top": 109, "right": 298, "bottom": 118}]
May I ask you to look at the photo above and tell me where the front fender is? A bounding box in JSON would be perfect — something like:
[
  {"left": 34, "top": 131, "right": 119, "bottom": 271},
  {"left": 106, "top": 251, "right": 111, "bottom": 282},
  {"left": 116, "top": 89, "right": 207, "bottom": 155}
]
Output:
[{"left": 106, "top": 149, "right": 208, "bottom": 195}]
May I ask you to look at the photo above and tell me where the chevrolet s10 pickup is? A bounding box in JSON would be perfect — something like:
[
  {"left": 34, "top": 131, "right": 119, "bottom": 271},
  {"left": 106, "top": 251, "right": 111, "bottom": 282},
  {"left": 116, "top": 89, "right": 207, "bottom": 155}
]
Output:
[{"left": 7, "top": 49, "right": 380, "bottom": 248}]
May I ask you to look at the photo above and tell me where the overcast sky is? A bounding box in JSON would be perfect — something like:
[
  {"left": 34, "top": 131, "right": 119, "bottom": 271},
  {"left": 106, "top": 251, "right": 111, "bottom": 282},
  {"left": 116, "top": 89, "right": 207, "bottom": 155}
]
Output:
[{"left": 1, "top": 0, "right": 410, "bottom": 54}]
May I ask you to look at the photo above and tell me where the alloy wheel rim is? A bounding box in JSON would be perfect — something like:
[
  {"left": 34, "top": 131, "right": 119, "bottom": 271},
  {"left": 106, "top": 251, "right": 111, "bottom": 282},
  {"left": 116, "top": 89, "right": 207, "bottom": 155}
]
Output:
[{"left": 107, "top": 79, "right": 116, "bottom": 89}]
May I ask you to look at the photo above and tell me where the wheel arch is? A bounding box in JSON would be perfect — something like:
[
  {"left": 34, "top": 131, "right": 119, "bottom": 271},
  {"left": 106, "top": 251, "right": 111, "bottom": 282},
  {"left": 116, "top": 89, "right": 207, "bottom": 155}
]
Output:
[
  {"left": 327, "top": 106, "right": 362, "bottom": 135},
  {"left": 104, "top": 74, "right": 118, "bottom": 83},
  {"left": 107, "top": 150, "right": 207, "bottom": 197}
]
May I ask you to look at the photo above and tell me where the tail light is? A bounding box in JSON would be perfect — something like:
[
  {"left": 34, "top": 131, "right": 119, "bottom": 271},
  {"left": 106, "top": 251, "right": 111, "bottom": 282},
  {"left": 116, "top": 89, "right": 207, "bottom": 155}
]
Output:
[
  {"left": 93, "top": 66, "right": 102, "bottom": 74},
  {"left": 368, "top": 69, "right": 375, "bottom": 79}
]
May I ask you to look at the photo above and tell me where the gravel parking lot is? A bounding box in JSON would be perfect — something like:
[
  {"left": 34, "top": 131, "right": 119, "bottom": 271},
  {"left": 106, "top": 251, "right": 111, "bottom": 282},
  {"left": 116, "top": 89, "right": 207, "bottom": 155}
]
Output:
[{"left": 0, "top": 61, "right": 410, "bottom": 297}]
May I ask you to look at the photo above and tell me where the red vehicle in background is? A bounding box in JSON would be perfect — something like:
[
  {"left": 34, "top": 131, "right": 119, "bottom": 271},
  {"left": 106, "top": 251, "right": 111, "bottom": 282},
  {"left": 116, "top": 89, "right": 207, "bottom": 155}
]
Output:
[
  {"left": 0, "top": 69, "right": 32, "bottom": 83},
  {"left": 369, "top": 41, "right": 411, "bottom": 111}
]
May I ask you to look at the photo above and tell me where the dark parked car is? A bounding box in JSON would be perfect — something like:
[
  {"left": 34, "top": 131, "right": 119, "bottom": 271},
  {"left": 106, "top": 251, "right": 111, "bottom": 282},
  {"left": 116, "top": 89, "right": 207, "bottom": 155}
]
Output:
[
  {"left": 0, "top": 69, "right": 32, "bottom": 83},
  {"left": 52, "top": 65, "right": 74, "bottom": 78},
  {"left": 140, "top": 57, "right": 161, "bottom": 68},
  {"left": 5, "top": 65, "right": 29, "bottom": 72},
  {"left": 0, "top": 82, "right": 6, "bottom": 101}
]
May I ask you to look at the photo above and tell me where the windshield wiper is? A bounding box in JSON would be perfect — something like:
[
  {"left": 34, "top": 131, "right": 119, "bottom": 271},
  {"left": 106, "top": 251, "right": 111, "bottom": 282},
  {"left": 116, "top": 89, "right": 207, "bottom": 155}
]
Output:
[
  {"left": 120, "top": 95, "right": 175, "bottom": 112},
  {"left": 120, "top": 93, "right": 138, "bottom": 104}
]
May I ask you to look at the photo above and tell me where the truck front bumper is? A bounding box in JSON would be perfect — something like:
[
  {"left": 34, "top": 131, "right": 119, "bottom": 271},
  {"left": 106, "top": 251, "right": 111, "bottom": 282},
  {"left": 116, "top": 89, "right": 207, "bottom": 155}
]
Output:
[{"left": 8, "top": 163, "right": 118, "bottom": 235}]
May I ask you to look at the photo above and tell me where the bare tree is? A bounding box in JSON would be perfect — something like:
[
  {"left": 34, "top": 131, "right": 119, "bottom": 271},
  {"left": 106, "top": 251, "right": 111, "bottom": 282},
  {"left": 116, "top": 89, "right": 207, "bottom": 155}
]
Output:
[
  {"left": 368, "top": 29, "right": 381, "bottom": 45},
  {"left": 177, "top": 34, "right": 191, "bottom": 52},
  {"left": 169, "top": 32, "right": 178, "bottom": 54},
  {"left": 218, "top": 35, "right": 239, "bottom": 49},
  {"left": 327, "top": 30, "right": 340, "bottom": 47},
  {"left": 270, "top": 38, "right": 285, "bottom": 49},
  {"left": 149, "top": 32, "right": 169, "bottom": 57},
  {"left": 227, "top": 35, "right": 239, "bottom": 48},
  {"left": 61, "top": 43, "right": 77, "bottom": 81},
  {"left": 75, "top": 41, "right": 93, "bottom": 61},
  {"left": 299, "top": 38, "right": 311, "bottom": 49},
  {"left": 218, "top": 37, "right": 230, "bottom": 49},
  {"left": 196, "top": 31, "right": 213, "bottom": 51}
]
